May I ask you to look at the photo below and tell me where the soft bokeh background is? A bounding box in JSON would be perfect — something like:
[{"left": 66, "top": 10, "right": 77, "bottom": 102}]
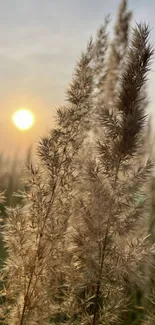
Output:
[{"left": 0, "top": 0, "right": 155, "bottom": 157}]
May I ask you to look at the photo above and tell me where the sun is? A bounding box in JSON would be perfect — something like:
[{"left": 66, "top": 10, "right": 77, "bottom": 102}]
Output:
[{"left": 12, "top": 109, "right": 35, "bottom": 131}]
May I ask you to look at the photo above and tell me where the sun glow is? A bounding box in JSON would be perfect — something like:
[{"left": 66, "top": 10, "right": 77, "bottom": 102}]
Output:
[{"left": 12, "top": 109, "right": 35, "bottom": 131}]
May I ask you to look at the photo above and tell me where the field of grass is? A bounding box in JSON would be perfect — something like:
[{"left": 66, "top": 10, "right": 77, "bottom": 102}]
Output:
[
  {"left": 0, "top": 149, "right": 32, "bottom": 268},
  {"left": 0, "top": 151, "right": 154, "bottom": 325}
]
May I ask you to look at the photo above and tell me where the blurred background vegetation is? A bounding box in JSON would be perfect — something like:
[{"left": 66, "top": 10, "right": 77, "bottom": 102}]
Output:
[{"left": 0, "top": 148, "right": 32, "bottom": 268}]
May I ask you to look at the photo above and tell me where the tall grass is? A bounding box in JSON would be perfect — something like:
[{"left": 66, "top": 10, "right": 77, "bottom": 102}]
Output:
[{"left": 0, "top": 1, "right": 155, "bottom": 324}]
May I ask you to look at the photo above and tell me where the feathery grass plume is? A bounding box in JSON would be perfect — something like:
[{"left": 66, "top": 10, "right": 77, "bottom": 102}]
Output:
[
  {"left": 94, "top": 16, "right": 109, "bottom": 98},
  {"left": 0, "top": 6, "right": 154, "bottom": 325},
  {"left": 93, "top": 0, "right": 132, "bottom": 138},
  {"left": 65, "top": 24, "right": 154, "bottom": 325},
  {"left": 142, "top": 178, "right": 155, "bottom": 323},
  {"left": 92, "top": 17, "right": 109, "bottom": 138},
  {"left": 0, "top": 41, "right": 94, "bottom": 325},
  {"left": 104, "top": 0, "right": 132, "bottom": 104}
]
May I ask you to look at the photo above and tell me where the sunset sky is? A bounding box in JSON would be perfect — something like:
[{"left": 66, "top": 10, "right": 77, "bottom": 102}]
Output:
[{"left": 0, "top": 0, "right": 155, "bottom": 157}]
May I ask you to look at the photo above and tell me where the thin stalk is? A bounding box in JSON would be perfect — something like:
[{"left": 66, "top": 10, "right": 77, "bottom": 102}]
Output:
[{"left": 92, "top": 164, "right": 121, "bottom": 325}]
